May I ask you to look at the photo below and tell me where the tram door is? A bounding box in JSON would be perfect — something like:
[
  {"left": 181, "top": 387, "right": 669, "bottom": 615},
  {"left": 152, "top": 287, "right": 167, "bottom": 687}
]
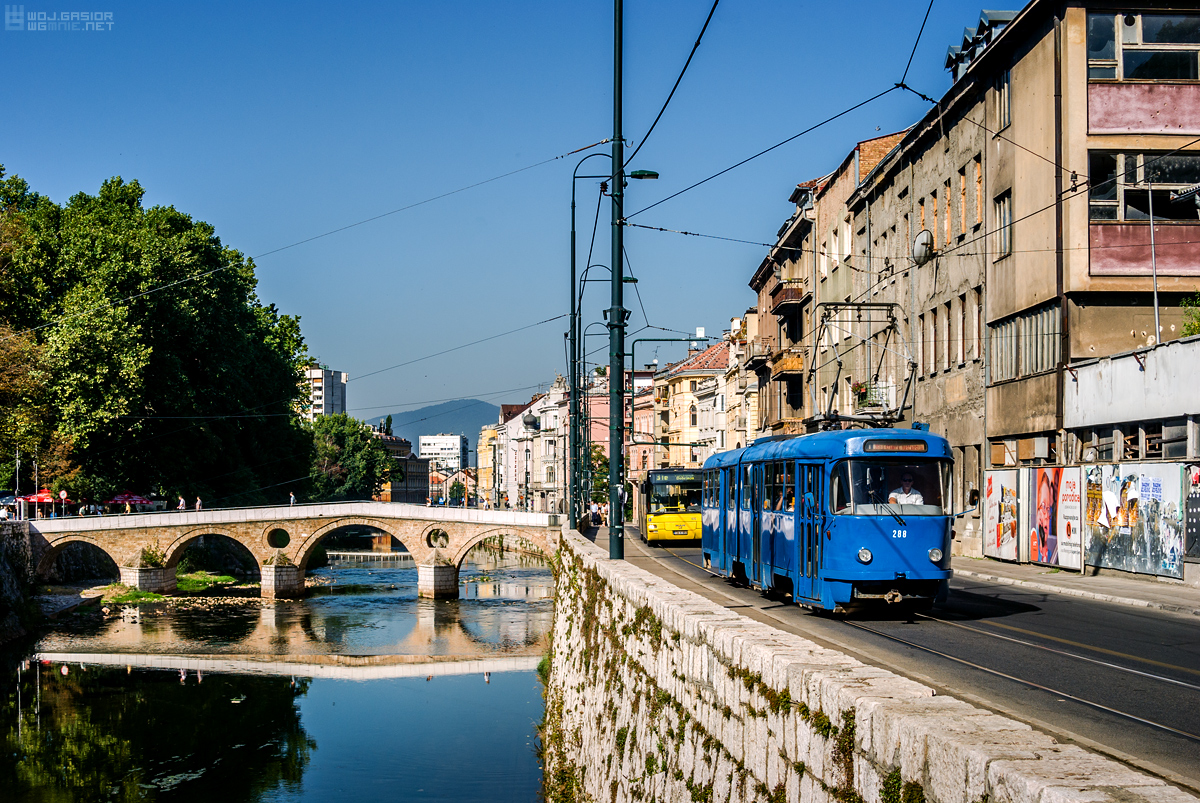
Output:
[
  {"left": 796, "top": 464, "right": 823, "bottom": 600},
  {"left": 750, "top": 463, "right": 764, "bottom": 587},
  {"left": 723, "top": 468, "right": 736, "bottom": 569}
]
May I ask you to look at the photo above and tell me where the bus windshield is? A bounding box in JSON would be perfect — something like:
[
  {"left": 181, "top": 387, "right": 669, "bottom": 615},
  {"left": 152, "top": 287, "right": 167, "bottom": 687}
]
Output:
[
  {"left": 829, "top": 459, "right": 951, "bottom": 516},
  {"left": 649, "top": 476, "right": 701, "bottom": 514}
]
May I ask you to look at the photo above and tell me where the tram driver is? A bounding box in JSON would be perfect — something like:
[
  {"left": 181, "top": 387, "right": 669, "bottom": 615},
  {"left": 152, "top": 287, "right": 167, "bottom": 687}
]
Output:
[{"left": 888, "top": 472, "right": 924, "bottom": 505}]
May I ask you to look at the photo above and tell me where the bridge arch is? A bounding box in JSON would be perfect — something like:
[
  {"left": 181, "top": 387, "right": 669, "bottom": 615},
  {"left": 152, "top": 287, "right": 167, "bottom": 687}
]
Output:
[
  {"left": 293, "top": 517, "right": 423, "bottom": 570},
  {"left": 35, "top": 535, "right": 123, "bottom": 580},
  {"left": 450, "top": 526, "right": 555, "bottom": 569}
]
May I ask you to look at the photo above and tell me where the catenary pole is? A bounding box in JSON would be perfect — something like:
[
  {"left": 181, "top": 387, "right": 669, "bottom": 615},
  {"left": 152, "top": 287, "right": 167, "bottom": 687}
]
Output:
[{"left": 608, "top": 0, "right": 625, "bottom": 559}]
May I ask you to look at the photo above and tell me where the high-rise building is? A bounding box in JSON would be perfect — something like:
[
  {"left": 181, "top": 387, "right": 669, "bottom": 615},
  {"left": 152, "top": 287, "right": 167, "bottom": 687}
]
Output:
[
  {"left": 302, "top": 366, "right": 347, "bottom": 421},
  {"left": 418, "top": 434, "right": 469, "bottom": 472}
]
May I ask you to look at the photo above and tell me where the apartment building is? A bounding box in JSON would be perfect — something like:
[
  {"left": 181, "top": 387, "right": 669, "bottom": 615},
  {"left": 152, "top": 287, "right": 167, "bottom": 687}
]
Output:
[
  {"left": 658, "top": 341, "right": 730, "bottom": 469},
  {"left": 302, "top": 365, "right": 347, "bottom": 422},
  {"left": 418, "top": 434, "right": 469, "bottom": 473}
]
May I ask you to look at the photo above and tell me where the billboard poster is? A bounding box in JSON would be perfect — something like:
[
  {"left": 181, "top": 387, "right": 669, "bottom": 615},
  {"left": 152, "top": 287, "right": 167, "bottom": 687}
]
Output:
[
  {"left": 985, "top": 470, "right": 1020, "bottom": 561},
  {"left": 1028, "top": 467, "right": 1082, "bottom": 570},
  {"left": 1186, "top": 465, "right": 1200, "bottom": 563},
  {"left": 1084, "top": 463, "right": 1185, "bottom": 579}
]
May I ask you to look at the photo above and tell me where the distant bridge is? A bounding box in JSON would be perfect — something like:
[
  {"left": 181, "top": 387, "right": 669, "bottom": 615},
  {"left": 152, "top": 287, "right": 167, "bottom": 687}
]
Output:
[
  {"left": 28, "top": 502, "right": 559, "bottom": 599},
  {"left": 35, "top": 652, "right": 540, "bottom": 680}
]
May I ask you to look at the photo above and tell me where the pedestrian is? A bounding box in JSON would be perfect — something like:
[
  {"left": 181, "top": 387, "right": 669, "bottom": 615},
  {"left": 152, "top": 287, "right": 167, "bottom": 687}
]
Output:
[
  {"left": 289, "top": 491, "right": 296, "bottom": 506},
  {"left": 602, "top": 502, "right": 609, "bottom": 526},
  {"left": 194, "top": 497, "right": 202, "bottom": 511},
  {"left": 124, "top": 502, "right": 131, "bottom": 515},
  {"left": 177, "top": 495, "right": 186, "bottom": 511},
  {"left": 590, "top": 500, "right": 600, "bottom": 526}
]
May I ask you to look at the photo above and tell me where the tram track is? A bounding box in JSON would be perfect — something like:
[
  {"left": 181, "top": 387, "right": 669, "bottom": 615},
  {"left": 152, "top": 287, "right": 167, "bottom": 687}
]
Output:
[{"left": 622, "top": 536, "right": 1200, "bottom": 793}]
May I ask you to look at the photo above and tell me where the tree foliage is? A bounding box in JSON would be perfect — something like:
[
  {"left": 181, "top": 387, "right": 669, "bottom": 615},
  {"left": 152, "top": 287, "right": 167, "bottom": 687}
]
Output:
[
  {"left": 1182, "top": 293, "right": 1200, "bottom": 337},
  {"left": 589, "top": 444, "right": 609, "bottom": 503},
  {"left": 308, "top": 413, "right": 390, "bottom": 502},
  {"left": 0, "top": 167, "right": 312, "bottom": 502}
]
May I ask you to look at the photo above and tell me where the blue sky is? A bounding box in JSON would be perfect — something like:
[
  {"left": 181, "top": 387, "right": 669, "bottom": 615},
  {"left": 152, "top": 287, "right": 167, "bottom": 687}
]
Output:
[{"left": 2, "top": 0, "right": 993, "bottom": 417}]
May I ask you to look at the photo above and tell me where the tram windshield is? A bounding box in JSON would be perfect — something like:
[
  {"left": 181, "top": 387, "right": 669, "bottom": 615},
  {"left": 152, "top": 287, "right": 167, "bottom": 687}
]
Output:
[
  {"left": 648, "top": 472, "right": 702, "bottom": 514},
  {"left": 829, "top": 460, "right": 951, "bottom": 516}
]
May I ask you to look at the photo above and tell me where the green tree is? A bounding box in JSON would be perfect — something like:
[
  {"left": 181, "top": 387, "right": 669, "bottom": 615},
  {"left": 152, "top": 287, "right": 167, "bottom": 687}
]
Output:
[
  {"left": 589, "top": 444, "right": 609, "bottom": 503},
  {"left": 0, "top": 168, "right": 312, "bottom": 504},
  {"left": 383, "top": 414, "right": 393, "bottom": 435},
  {"left": 449, "top": 479, "right": 465, "bottom": 503},
  {"left": 308, "top": 413, "right": 390, "bottom": 501},
  {"left": 1182, "top": 293, "right": 1200, "bottom": 337}
]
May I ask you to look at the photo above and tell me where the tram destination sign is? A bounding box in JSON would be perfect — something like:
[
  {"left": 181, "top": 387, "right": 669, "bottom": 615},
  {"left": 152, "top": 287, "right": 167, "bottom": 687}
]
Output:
[{"left": 863, "top": 439, "right": 927, "bottom": 453}]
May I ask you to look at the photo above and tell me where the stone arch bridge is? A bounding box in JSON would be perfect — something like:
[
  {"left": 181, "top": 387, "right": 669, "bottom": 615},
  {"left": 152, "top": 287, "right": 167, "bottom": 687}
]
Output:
[{"left": 28, "top": 502, "right": 559, "bottom": 599}]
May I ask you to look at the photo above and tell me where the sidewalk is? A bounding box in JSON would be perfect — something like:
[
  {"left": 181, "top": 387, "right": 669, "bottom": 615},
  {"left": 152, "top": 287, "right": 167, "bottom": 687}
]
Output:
[{"left": 952, "top": 555, "right": 1200, "bottom": 617}]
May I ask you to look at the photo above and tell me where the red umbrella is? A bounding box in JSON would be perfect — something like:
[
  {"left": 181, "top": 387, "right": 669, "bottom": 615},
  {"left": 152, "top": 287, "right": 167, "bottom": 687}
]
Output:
[
  {"left": 22, "top": 488, "right": 68, "bottom": 504},
  {"left": 106, "top": 492, "right": 152, "bottom": 505}
]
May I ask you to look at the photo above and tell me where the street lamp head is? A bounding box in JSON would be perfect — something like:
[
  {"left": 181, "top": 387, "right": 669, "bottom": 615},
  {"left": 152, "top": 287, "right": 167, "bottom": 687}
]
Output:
[{"left": 629, "top": 170, "right": 659, "bottom": 180}]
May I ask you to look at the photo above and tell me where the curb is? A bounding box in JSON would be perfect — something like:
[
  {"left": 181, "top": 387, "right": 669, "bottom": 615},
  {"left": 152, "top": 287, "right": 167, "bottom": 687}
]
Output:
[{"left": 953, "top": 568, "right": 1200, "bottom": 617}]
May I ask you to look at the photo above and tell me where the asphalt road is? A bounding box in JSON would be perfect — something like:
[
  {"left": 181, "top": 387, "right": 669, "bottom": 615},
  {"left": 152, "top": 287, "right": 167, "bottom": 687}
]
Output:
[{"left": 608, "top": 529, "right": 1200, "bottom": 794}]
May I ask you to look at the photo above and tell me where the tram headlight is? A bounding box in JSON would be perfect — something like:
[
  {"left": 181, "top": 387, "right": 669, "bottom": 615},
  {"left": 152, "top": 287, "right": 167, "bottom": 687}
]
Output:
[
  {"left": 928, "top": 548, "right": 944, "bottom": 563},
  {"left": 857, "top": 548, "right": 873, "bottom": 564},
  {"left": 648, "top": 524, "right": 657, "bottom": 532}
]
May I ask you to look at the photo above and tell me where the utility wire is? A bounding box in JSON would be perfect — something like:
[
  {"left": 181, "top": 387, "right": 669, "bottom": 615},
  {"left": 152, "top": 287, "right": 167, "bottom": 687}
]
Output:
[
  {"left": 352, "top": 314, "right": 567, "bottom": 383},
  {"left": 626, "top": 86, "right": 900, "bottom": 219},
  {"left": 623, "top": 0, "right": 721, "bottom": 169},
  {"left": 2, "top": 139, "right": 612, "bottom": 343}
]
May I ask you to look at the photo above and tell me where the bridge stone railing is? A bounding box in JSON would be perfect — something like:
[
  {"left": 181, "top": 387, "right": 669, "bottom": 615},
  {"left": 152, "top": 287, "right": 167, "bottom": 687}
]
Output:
[{"left": 26, "top": 501, "right": 553, "bottom": 534}]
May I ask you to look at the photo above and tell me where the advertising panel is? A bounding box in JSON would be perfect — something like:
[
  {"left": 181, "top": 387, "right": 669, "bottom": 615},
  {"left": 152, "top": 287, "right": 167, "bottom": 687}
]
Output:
[
  {"left": 985, "top": 470, "right": 1020, "bottom": 561},
  {"left": 1084, "top": 463, "right": 1185, "bottom": 579},
  {"left": 1027, "top": 467, "right": 1082, "bottom": 570},
  {"left": 1186, "top": 465, "right": 1200, "bottom": 563}
]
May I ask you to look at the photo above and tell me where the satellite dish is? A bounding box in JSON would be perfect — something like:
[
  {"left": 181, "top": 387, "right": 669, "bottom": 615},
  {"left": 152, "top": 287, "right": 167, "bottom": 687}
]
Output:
[{"left": 912, "top": 230, "right": 935, "bottom": 266}]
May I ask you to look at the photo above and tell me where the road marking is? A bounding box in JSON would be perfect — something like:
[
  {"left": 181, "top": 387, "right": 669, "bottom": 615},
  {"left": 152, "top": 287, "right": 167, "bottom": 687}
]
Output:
[
  {"left": 923, "top": 615, "right": 1200, "bottom": 691},
  {"left": 963, "top": 619, "right": 1200, "bottom": 678},
  {"left": 845, "top": 620, "right": 1200, "bottom": 744}
]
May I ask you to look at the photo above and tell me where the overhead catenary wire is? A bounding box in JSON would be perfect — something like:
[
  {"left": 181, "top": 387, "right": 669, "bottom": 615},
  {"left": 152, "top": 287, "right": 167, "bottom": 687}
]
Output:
[
  {"left": 625, "top": 86, "right": 900, "bottom": 220},
  {"left": 622, "top": 0, "right": 721, "bottom": 169}
]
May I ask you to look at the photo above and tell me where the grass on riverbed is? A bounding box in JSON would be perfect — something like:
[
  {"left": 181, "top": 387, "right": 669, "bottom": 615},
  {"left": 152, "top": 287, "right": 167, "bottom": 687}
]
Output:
[
  {"left": 176, "top": 571, "right": 239, "bottom": 593},
  {"left": 102, "top": 585, "right": 166, "bottom": 604}
]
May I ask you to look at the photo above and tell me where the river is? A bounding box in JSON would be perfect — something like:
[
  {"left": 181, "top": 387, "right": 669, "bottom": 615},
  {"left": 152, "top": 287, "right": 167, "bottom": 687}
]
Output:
[{"left": 1, "top": 549, "right": 553, "bottom": 802}]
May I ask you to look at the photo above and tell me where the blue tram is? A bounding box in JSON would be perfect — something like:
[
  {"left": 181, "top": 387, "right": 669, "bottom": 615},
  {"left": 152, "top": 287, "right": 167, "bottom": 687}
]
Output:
[{"left": 700, "top": 428, "right": 955, "bottom": 611}]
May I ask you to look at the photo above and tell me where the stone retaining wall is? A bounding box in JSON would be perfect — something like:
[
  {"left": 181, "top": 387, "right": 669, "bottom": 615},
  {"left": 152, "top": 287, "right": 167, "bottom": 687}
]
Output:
[{"left": 543, "top": 528, "right": 1196, "bottom": 803}]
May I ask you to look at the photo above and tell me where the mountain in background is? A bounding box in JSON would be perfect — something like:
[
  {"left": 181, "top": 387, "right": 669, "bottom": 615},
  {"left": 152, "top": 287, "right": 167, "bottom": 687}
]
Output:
[{"left": 367, "top": 399, "right": 501, "bottom": 456}]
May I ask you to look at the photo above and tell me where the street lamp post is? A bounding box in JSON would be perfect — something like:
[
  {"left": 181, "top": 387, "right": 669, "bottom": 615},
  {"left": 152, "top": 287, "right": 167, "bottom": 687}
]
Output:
[
  {"left": 571, "top": 155, "right": 612, "bottom": 533},
  {"left": 524, "top": 446, "right": 531, "bottom": 512}
]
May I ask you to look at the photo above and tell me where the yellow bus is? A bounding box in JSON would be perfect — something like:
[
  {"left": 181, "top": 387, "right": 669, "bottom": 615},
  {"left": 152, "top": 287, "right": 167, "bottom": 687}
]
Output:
[{"left": 638, "top": 468, "right": 702, "bottom": 545}]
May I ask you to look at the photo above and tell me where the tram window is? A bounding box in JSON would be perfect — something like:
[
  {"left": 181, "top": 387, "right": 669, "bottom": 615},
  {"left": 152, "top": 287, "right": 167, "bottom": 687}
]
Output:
[
  {"left": 726, "top": 469, "right": 735, "bottom": 511},
  {"left": 829, "top": 460, "right": 951, "bottom": 515},
  {"left": 831, "top": 463, "right": 852, "bottom": 513},
  {"left": 741, "top": 465, "right": 752, "bottom": 509},
  {"left": 765, "top": 463, "right": 779, "bottom": 511},
  {"left": 784, "top": 463, "right": 795, "bottom": 511}
]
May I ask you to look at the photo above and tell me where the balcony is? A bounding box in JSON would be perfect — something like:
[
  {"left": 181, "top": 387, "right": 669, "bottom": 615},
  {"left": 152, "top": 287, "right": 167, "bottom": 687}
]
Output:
[
  {"left": 743, "top": 340, "right": 772, "bottom": 370},
  {"left": 853, "top": 382, "right": 895, "bottom": 411},
  {"left": 770, "top": 346, "right": 808, "bottom": 378},
  {"left": 769, "top": 279, "right": 810, "bottom": 315}
]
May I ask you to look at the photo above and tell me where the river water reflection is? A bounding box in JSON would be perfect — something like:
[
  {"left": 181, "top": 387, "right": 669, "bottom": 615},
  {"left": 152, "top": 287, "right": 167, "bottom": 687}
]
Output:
[{"left": 1, "top": 550, "right": 552, "bottom": 802}]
